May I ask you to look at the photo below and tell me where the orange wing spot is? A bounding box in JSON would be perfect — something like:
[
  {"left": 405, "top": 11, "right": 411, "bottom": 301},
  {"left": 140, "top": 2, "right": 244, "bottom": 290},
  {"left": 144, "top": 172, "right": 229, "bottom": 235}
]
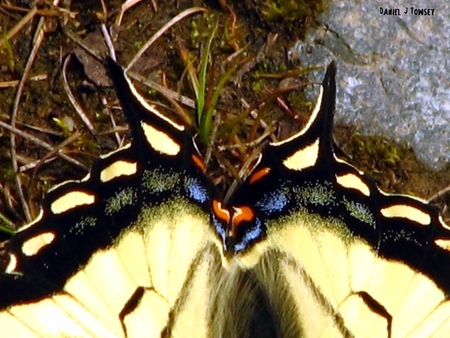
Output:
[
  {"left": 233, "top": 206, "right": 255, "bottom": 223},
  {"left": 191, "top": 154, "right": 206, "bottom": 172},
  {"left": 229, "top": 206, "right": 255, "bottom": 237},
  {"left": 249, "top": 167, "right": 271, "bottom": 184},
  {"left": 212, "top": 199, "right": 231, "bottom": 223},
  {"left": 233, "top": 207, "right": 255, "bottom": 224}
]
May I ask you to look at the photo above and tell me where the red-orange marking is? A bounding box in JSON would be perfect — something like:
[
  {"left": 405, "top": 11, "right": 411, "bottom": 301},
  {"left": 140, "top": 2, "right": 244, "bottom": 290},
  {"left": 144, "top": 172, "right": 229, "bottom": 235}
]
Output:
[
  {"left": 191, "top": 154, "right": 206, "bottom": 172},
  {"left": 249, "top": 167, "right": 271, "bottom": 184},
  {"left": 232, "top": 206, "right": 254, "bottom": 223},
  {"left": 212, "top": 199, "right": 231, "bottom": 223},
  {"left": 228, "top": 206, "right": 255, "bottom": 237}
]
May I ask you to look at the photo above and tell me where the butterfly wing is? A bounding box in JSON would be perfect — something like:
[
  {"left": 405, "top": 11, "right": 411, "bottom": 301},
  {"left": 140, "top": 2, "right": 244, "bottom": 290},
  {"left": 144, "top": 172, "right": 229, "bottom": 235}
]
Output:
[
  {"left": 230, "top": 62, "right": 450, "bottom": 337},
  {"left": 0, "top": 60, "right": 228, "bottom": 338}
]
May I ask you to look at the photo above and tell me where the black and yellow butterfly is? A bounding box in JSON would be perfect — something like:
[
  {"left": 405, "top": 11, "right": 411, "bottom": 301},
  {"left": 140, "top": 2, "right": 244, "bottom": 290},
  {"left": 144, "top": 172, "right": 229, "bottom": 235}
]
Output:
[{"left": 1, "top": 59, "right": 450, "bottom": 337}]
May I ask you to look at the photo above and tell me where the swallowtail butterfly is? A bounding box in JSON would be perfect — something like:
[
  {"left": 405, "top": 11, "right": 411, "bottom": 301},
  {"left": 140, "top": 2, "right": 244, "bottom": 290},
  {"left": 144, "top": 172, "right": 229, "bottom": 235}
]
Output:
[{"left": 1, "top": 59, "right": 450, "bottom": 337}]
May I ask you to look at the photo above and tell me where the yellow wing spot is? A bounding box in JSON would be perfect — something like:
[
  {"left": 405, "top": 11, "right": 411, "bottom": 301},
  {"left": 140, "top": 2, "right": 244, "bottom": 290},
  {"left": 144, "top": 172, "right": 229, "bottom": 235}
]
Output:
[
  {"left": 22, "top": 232, "right": 56, "bottom": 256},
  {"left": 5, "top": 254, "right": 18, "bottom": 274},
  {"left": 435, "top": 239, "right": 450, "bottom": 251},
  {"left": 336, "top": 173, "right": 370, "bottom": 196},
  {"left": 283, "top": 138, "right": 320, "bottom": 171},
  {"left": 141, "top": 122, "right": 181, "bottom": 156},
  {"left": 51, "top": 191, "right": 95, "bottom": 214},
  {"left": 100, "top": 160, "right": 137, "bottom": 183},
  {"left": 380, "top": 204, "right": 431, "bottom": 226}
]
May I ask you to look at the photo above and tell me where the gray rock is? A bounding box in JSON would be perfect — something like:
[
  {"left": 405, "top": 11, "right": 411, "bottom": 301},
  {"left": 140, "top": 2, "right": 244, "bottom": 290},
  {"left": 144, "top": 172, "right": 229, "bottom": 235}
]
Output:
[{"left": 290, "top": 1, "right": 450, "bottom": 171}]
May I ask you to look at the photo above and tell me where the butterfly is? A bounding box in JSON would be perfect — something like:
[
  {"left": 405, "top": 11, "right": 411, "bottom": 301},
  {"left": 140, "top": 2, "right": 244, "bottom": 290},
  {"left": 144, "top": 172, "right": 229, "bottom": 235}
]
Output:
[{"left": 1, "top": 59, "right": 450, "bottom": 338}]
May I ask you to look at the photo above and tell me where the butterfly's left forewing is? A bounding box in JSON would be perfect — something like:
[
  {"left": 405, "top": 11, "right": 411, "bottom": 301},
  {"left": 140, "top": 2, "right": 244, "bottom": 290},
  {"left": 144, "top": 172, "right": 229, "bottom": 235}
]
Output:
[{"left": 0, "top": 60, "right": 228, "bottom": 338}]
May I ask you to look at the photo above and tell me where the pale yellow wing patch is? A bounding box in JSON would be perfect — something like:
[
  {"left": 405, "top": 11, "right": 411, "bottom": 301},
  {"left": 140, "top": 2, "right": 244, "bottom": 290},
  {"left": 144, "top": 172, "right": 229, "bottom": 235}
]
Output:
[
  {"left": 335, "top": 173, "right": 371, "bottom": 196},
  {"left": 0, "top": 311, "right": 39, "bottom": 337},
  {"left": 247, "top": 211, "right": 449, "bottom": 338},
  {"left": 408, "top": 300, "right": 450, "bottom": 337},
  {"left": 343, "top": 236, "right": 448, "bottom": 338},
  {"left": 391, "top": 274, "right": 444, "bottom": 337},
  {"left": 123, "top": 290, "right": 170, "bottom": 338},
  {"left": 82, "top": 247, "right": 139, "bottom": 316},
  {"left": 50, "top": 191, "right": 95, "bottom": 215},
  {"left": 139, "top": 201, "right": 221, "bottom": 337},
  {"left": 281, "top": 263, "right": 344, "bottom": 337},
  {"left": 314, "top": 230, "right": 351, "bottom": 306},
  {"left": 64, "top": 266, "right": 127, "bottom": 335},
  {"left": 380, "top": 204, "right": 431, "bottom": 226},
  {"left": 339, "top": 294, "right": 389, "bottom": 338},
  {"left": 347, "top": 241, "right": 376, "bottom": 292},
  {"left": 141, "top": 122, "right": 181, "bottom": 156},
  {"left": 115, "top": 230, "right": 152, "bottom": 287},
  {"left": 266, "top": 214, "right": 352, "bottom": 309},
  {"left": 2, "top": 199, "right": 221, "bottom": 338},
  {"left": 169, "top": 257, "right": 212, "bottom": 338},
  {"left": 365, "top": 259, "right": 416, "bottom": 316},
  {"left": 21, "top": 232, "right": 55, "bottom": 256},
  {"left": 100, "top": 160, "right": 137, "bottom": 183},
  {"left": 264, "top": 215, "right": 329, "bottom": 301},
  {"left": 282, "top": 138, "right": 320, "bottom": 171},
  {"left": 142, "top": 202, "right": 221, "bottom": 305},
  {"left": 6, "top": 295, "right": 119, "bottom": 338}
]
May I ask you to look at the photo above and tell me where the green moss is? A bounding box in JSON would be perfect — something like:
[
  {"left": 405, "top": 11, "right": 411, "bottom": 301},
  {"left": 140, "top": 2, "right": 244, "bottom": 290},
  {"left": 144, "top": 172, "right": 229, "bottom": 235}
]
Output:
[
  {"left": 260, "top": 0, "right": 326, "bottom": 31},
  {"left": 351, "top": 136, "right": 404, "bottom": 170}
]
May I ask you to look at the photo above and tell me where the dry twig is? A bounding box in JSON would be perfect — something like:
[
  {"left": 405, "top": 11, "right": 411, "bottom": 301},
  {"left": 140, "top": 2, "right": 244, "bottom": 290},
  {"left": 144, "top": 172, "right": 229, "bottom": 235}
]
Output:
[
  {"left": 0, "top": 6, "right": 37, "bottom": 49},
  {"left": 9, "top": 7, "right": 50, "bottom": 222},
  {"left": 62, "top": 55, "right": 97, "bottom": 135},
  {"left": 125, "top": 7, "right": 207, "bottom": 72}
]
